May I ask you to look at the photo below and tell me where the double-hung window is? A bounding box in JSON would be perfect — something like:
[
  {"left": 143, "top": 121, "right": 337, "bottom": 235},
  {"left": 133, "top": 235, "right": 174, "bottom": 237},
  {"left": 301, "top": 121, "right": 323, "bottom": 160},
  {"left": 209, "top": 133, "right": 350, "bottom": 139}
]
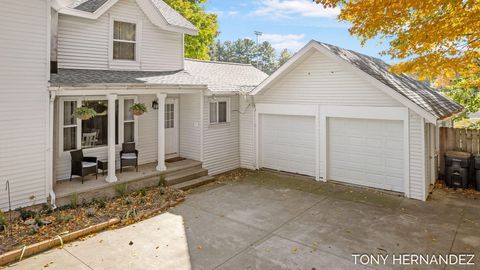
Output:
[
  {"left": 113, "top": 21, "right": 136, "bottom": 61},
  {"left": 123, "top": 98, "right": 135, "bottom": 143},
  {"left": 62, "top": 100, "right": 78, "bottom": 151},
  {"left": 209, "top": 98, "right": 230, "bottom": 124}
]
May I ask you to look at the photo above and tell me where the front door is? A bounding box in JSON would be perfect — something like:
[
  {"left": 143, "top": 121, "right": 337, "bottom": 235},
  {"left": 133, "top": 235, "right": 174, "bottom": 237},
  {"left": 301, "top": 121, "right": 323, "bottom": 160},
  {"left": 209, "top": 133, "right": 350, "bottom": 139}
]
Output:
[{"left": 165, "top": 98, "right": 179, "bottom": 155}]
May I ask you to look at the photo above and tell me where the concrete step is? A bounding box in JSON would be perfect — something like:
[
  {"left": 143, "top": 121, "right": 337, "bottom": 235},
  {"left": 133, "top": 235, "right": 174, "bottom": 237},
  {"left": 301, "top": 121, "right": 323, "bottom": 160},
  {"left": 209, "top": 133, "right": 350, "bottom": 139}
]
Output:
[
  {"left": 164, "top": 160, "right": 203, "bottom": 175},
  {"left": 172, "top": 176, "right": 215, "bottom": 191},
  {"left": 166, "top": 167, "right": 209, "bottom": 186}
]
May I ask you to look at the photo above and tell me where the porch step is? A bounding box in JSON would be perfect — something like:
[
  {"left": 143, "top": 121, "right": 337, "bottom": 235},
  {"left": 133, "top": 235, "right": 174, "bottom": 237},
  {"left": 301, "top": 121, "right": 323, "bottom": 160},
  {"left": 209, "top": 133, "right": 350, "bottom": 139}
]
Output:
[
  {"left": 172, "top": 176, "right": 215, "bottom": 191},
  {"left": 165, "top": 167, "right": 209, "bottom": 186}
]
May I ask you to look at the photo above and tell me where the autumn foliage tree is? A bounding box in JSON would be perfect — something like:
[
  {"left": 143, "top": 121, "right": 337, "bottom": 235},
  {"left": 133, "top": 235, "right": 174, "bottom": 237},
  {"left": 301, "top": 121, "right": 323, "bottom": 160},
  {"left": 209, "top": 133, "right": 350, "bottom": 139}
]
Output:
[
  {"left": 164, "top": 0, "right": 218, "bottom": 60},
  {"left": 315, "top": 0, "right": 480, "bottom": 88}
]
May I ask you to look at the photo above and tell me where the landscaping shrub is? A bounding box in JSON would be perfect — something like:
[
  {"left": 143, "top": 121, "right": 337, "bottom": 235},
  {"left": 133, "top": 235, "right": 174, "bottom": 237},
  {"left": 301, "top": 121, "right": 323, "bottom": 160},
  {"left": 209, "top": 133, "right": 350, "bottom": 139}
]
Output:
[
  {"left": 158, "top": 175, "right": 167, "bottom": 187},
  {"left": 70, "top": 192, "right": 78, "bottom": 209},
  {"left": 114, "top": 183, "right": 129, "bottom": 197}
]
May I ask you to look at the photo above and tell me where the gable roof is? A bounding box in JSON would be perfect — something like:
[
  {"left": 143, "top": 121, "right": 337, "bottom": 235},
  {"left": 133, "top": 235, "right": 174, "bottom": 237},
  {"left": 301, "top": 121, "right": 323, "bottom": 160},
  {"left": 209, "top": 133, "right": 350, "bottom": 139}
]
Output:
[
  {"left": 251, "top": 40, "right": 463, "bottom": 122},
  {"left": 49, "top": 61, "right": 267, "bottom": 93},
  {"left": 70, "top": 0, "right": 109, "bottom": 12},
  {"left": 185, "top": 59, "right": 268, "bottom": 92},
  {"left": 54, "top": 0, "right": 197, "bottom": 35}
]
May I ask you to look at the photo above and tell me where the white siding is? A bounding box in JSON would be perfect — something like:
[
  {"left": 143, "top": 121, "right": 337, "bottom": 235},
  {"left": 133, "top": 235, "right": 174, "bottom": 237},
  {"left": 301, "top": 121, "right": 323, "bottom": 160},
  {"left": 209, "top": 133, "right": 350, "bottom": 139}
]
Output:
[
  {"left": 57, "top": 0, "right": 183, "bottom": 71},
  {"left": 179, "top": 93, "right": 201, "bottom": 160},
  {"left": 239, "top": 97, "right": 256, "bottom": 169},
  {"left": 137, "top": 95, "right": 158, "bottom": 164},
  {"left": 0, "top": 1, "right": 49, "bottom": 209},
  {"left": 256, "top": 51, "right": 401, "bottom": 106},
  {"left": 203, "top": 95, "right": 240, "bottom": 175},
  {"left": 409, "top": 110, "right": 426, "bottom": 200}
]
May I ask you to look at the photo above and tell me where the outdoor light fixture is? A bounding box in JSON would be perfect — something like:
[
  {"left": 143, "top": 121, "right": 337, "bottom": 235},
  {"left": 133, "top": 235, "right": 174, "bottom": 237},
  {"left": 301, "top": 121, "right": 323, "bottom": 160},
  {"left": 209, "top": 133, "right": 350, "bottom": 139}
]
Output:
[{"left": 152, "top": 99, "right": 159, "bottom": 110}]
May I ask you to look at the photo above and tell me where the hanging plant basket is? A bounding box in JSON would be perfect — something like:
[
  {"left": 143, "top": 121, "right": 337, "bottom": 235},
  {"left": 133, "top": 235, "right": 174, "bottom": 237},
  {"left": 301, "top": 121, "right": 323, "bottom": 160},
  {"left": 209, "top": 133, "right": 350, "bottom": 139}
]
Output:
[
  {"left": 130, "top": 103, "right": 147, "bottom": 116},
  {"left": 73, "top": 106, "right": 97, "bottom": 120}
]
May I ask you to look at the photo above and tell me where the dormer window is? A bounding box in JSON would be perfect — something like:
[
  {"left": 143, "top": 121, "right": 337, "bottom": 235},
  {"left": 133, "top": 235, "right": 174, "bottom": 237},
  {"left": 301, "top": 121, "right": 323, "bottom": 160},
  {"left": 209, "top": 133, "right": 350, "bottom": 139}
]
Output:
[{"left": 113, "top": 21, "right": 136, "bottom": 61}]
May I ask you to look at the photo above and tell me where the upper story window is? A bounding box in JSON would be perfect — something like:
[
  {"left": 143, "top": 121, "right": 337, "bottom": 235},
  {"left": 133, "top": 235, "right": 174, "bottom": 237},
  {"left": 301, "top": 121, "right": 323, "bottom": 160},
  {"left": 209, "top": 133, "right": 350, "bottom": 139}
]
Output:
[{"left": 113, "top": 21, "right": 136, "bottom": 61}]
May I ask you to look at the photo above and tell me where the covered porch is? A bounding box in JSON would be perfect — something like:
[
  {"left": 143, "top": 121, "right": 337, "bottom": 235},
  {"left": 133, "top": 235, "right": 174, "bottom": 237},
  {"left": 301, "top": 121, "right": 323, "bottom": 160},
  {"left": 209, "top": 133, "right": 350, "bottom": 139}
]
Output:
[{"left": 49, "top": 82, "right": 207, "bottom": 203}]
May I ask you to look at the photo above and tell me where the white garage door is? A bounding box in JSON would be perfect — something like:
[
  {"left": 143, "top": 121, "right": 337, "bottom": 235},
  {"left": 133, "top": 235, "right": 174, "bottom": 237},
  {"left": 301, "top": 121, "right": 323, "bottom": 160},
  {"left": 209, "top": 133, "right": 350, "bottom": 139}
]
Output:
[
  {"left": 328, "top": 118, "right": 404, "bottom": 192},
  {"left": 260, "top": 114, "right": 315, "bottom": 176}
]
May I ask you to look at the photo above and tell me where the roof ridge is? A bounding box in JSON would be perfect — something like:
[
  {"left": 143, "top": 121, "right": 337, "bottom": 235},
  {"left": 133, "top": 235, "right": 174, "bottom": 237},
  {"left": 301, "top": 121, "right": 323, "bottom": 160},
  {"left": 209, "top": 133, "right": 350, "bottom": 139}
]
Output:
[
  {"left": 316, "top": 40, "right": 388, "bottom": 65},
  {"left": 185, "top": 58, "right": 255, "bottom": 67}
]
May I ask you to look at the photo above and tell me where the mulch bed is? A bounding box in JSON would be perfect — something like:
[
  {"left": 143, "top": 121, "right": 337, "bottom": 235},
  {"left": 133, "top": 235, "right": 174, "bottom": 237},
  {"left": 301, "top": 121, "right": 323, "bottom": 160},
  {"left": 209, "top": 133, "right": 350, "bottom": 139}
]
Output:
[{"left": 0, "top": 185, "right": 185, "bottom": 255}]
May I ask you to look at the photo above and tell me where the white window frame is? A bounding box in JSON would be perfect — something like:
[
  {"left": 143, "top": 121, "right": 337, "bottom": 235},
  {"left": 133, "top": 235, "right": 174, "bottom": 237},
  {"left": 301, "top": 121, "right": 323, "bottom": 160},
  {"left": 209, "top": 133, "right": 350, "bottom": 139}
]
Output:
[
  {"left": 109, "top": 16, "right": 142, "bottom": 69},
  {"left": 118, "top": 96, "right": 139, "bottom": 144},
  {"left": 209, "top": 97, "right": 231, "bottom": 125},
  {"left": 58, "top": 96, "right": 139, "bottom": 155},
  {"left": 59, "top": 98, "right": 81, "bottom": 154}
]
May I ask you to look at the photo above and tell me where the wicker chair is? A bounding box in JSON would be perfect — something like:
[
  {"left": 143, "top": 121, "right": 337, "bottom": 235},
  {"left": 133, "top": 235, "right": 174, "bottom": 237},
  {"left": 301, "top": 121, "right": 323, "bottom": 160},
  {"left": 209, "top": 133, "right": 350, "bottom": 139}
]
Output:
[
  {"left": 120, "top": 142, "right": 138, "bottom": 173},
  {"left": 70, "top": 149, "right": 98, "bottom": 184}
]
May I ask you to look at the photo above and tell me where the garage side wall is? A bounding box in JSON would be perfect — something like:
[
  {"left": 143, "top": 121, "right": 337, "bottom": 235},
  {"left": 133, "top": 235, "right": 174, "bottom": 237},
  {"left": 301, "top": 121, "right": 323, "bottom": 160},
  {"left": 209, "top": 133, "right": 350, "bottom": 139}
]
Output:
[{"left": 409, "top": 111, "right": 426, "bottom": 200}]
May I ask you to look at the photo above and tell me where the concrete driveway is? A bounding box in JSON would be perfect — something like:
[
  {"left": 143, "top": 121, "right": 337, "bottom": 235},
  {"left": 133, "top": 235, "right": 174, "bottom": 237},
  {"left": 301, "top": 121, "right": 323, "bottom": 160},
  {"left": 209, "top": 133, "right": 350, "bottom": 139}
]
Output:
[{"left": 7, "top": 171, "right": 480, "bottom": 269}]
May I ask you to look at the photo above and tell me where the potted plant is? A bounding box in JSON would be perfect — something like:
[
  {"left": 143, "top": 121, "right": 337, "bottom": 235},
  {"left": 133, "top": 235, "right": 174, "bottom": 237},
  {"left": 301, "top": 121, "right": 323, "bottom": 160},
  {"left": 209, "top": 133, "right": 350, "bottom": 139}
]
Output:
[
  {"left": 130, "top": 103, "right": 147, "bottom": 116},
  {"left": 73, "top": 106, "right": 97, "bottom": 120}
]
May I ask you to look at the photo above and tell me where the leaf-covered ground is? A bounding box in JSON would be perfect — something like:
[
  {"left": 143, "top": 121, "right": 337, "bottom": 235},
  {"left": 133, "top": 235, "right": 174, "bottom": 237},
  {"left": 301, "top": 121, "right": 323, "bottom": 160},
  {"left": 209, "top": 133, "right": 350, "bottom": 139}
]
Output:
[{"left": 0, "top": 186, "right": 185, "bottom": 254}]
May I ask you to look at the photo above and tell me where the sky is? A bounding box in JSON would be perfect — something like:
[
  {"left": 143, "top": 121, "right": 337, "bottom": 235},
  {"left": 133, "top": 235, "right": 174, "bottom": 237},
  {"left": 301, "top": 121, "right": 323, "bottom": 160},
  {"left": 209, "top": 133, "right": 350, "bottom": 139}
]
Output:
[{"left": 204, "top": 0, "right": 394, "bottom": 63}]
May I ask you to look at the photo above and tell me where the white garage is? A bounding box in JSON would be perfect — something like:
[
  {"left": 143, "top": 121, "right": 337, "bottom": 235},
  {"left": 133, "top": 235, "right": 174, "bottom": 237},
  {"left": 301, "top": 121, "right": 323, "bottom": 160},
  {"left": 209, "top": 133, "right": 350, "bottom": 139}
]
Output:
[
  {"left": 246, "top": 40, "right": 462, "bottom": 201},
  {"left": 328, "top": 118, "right": 404, "bottom": 192},
  {"left": 260, "top": 114, "right": 315, "bottom": 176}
]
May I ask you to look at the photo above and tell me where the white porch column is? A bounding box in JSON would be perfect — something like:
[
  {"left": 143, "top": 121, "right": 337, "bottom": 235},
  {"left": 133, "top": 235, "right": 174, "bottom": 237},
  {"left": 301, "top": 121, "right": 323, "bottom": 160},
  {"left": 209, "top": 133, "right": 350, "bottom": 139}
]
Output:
[
  {"left": 156, "top": 93, "right": 167, "bottom": 171},
  {"left": 106, "top": 94, "right": 118, "bottom": 183}
]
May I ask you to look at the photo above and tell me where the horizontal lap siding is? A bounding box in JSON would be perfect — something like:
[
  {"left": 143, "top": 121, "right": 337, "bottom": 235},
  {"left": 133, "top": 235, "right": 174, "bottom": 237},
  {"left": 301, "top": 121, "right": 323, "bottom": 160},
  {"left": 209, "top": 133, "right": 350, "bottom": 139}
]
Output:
[
  {"left": 409, "top": 111, "right": 425, "bottom": 200},
  {"left": 203, "top": 95, "right": 240, "bottom": 175},
  {"left": 57, "top": 0, "right": 183, "bottom": 71},
  {"left": 0, "top": 1, "right": 49, "bottom": 209},
  {"left": 239, "top": 98, "right": 256, "bottom": 169},
  {"left": 255, "top": 51, "right": 401, "bottom": 106},
  {"left": 179, "top": 93, "right": 201, "bottom": 160},
  {"left": 137, "top": 95, "right": 157, "bottom": 164}
]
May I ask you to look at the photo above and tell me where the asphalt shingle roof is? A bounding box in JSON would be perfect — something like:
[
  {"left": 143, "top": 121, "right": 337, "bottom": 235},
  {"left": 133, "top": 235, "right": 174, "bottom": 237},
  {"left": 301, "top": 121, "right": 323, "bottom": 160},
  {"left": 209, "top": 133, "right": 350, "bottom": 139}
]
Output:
[
  {"left": 50, "top": 60, "right": 267, "bottom": 92},
  {"left": 50, "top": 69, "right": 208, "bottom": 87},
  {"left": 316, "top": 41, "right": 463, "bottom": 119},
  {"left": 69, "top": 0, "right": 196, "bottom": 32},
  {"left": 185, "top": 59, "right": 268, "bottom": 92},
  {"left": 149, "top": 0, "right": 196, "bottom": 32},
  {"left": 70, "top": 0, "right": 110, "bottom": 12}
]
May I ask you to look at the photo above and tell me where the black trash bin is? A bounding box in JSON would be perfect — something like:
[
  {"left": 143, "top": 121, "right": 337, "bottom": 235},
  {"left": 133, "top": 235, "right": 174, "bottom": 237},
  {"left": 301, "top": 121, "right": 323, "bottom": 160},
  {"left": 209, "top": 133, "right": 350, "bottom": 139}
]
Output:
[
  {"left": 445, "top": 151, "right": 471, "bottom": 188},
  {"left": 474, "top": 155, "right": 480, "bottom": 191}
]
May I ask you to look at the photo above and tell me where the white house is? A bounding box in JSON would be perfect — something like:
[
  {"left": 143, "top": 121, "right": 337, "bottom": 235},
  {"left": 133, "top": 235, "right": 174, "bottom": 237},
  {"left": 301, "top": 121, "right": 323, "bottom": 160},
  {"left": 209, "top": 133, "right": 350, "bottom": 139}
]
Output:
[
  {"left": 0, "top": 0, "right": 267, "bottom": 210},
  {"left": 241, "top": 41, "right": 462, "bottom": 201},
  {"left": 0, "top": 1, "right": 462, "bottom": 210}
]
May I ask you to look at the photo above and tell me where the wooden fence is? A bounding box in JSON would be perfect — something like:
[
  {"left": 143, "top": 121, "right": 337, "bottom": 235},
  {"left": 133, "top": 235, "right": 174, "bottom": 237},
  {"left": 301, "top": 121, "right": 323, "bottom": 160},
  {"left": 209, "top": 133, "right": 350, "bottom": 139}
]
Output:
[{"left": 439, "top": 127, "right": 480, "bottom": 177}]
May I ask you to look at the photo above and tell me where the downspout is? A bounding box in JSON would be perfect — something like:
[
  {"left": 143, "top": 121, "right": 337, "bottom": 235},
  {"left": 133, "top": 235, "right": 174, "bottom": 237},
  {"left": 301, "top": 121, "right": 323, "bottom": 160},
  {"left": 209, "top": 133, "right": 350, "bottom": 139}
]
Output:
[
  {"left": 48, "top": 91, "right": 57, "bottom": 209},
  {"left": 46, "top": 0, "right": 57, "bottom": 209}
]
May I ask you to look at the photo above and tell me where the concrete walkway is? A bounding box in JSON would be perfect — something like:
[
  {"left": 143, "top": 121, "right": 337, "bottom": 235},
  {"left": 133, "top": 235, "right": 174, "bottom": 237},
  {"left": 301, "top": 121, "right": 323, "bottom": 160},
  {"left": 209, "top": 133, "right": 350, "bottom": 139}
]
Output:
[{"left": 7, "top": 171, "right": 480, "bottom": 269}]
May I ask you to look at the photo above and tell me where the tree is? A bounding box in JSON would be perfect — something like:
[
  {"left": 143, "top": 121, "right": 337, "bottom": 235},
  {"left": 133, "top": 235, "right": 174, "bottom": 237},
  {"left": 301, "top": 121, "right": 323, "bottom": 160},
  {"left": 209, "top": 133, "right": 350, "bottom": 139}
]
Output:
[
  {"left": 441, "top": 74, "right": 480, "bottom": 119},
  {"left": 314, "top": 0, "right": 480, "bottom": 87},
  {"left": 209, "top": 39, "right": 287, "bottom": 74},
  {"left": 164, "top": 0, "right": 218, "bottom": 60},
  {"left": 278, "top": 49, "right": 292, "bottom": 67}
]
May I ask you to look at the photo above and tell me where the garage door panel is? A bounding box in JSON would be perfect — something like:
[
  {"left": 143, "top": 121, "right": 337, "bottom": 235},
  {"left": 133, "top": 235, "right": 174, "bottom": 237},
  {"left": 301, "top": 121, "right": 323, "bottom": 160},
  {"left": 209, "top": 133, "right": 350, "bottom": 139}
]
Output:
[
  {"left": 261, "top": 114, "right": 315, "bottom": 176},
  {"left": 328, "top": 118, "right": 404, "bottom": 193}
]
